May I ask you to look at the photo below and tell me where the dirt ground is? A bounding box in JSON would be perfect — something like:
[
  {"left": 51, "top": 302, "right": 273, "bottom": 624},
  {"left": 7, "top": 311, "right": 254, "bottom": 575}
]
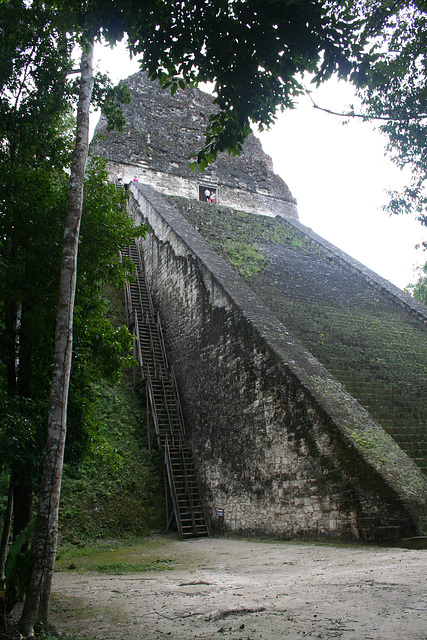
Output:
[{"left": 50, "top": 537, "right": 426, "bottom": 640}]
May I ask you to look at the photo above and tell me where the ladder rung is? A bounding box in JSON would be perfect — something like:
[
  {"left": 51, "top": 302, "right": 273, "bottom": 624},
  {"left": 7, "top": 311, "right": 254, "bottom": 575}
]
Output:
[{"left": 125, "top": 240, "right": 209, "bottom": 539}]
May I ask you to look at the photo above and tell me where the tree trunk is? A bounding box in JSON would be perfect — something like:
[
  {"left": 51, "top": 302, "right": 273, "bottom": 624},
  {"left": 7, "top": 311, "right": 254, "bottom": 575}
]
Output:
[
  {"left": 19, "top": 43, "right": 94, "bottom": 637},
  {"left": 12, "top": 479, "right": 33, "bottom": 544},
  {"left": 0, "top": 475, "right": 14, "bottom": 581},
  {"left": 12, "top": 295, "right": 35, "bottom": 546}
]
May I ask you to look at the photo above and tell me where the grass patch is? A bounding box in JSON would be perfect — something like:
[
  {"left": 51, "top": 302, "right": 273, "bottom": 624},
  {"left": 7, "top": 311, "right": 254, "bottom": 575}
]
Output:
[
  {"left": 80, "top": 559, "right": 173, "bottom": 573},
  {"left": 36, "top": 634, "right": 97, "bottom": 640},
  {"left": 223, "top": 240, "right": 267, "bottom": 277},
  {"left": 54, "top": 536, "right": 178, "bottom": 573},
  {"left": 168, "top": 197, "right": 329, "bottom": 264}
]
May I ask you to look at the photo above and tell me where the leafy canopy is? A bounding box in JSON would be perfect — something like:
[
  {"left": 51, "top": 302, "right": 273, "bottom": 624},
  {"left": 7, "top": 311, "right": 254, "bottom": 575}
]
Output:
[
  {"left": 30, "top": 0, "right": 427, "bottom": 210},
  {"left": 405, "top": 262, "right": 427, "bottom": 305},
  {"left": 40, "top": 0, "right": 373, "bottom": 169},
  {"left": 0, "top": 0, "right": 144, "bottom": 478},
  {"left": 356, "top": 1, "right": 427, "bottom": 232}
]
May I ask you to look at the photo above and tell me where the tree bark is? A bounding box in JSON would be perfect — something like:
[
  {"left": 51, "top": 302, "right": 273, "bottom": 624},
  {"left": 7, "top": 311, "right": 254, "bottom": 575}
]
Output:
[
  {"left": 0, "top": 475, "right": 14, "bottom": 581},
  {"left": 12, "top": 479, "right": 32, "bottom": 544},
  {"left": 12, "top": 294, "right": 35, "bottom": 546},
  {"left": 19, "top": 43, "right": 94, "bottom": 638}
]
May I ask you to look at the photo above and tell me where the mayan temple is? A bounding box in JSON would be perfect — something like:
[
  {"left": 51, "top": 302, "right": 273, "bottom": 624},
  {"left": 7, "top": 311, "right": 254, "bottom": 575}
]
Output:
[{"left": 91, "top": 72, "right": 427, "bottom": 542}]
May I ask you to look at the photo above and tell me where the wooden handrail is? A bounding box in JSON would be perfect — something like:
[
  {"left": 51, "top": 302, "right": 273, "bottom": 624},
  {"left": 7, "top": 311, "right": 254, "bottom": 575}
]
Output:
[
  {"left": 163, "top": 437, "right": 182, "bottom": 538},
  {"left": 124, "top": 238, "right": 210, "bottom": 538}
]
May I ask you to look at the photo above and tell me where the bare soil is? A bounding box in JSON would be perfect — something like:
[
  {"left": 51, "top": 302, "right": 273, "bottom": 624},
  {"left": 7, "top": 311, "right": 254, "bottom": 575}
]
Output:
[{"left": 49, "top": 536, "right": 426, "bottom": 640}]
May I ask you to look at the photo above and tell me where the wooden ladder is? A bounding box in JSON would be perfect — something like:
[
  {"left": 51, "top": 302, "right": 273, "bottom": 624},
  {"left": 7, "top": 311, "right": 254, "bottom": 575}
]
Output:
[{"left": 123, "top": 240, "right": 210, "bottom": 539}]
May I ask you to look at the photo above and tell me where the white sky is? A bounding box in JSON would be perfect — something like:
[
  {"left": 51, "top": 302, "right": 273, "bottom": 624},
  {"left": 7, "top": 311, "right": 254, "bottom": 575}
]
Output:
[{"left": 93, "top": 42, "right": 427, "bottom": 291}]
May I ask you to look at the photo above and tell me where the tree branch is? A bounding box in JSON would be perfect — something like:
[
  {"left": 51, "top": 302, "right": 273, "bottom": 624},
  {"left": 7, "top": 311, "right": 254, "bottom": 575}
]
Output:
[{"left": 308, "top": 93, "right": 427, "bottom": 122}]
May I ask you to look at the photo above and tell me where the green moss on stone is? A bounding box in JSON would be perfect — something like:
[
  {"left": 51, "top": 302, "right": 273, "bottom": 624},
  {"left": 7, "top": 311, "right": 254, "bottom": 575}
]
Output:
[
  {"left": 169, "top": 197, "right": 427, "bottom": 477},
  {"left": 222, "top": 240, "right": 267, "bottom": 277}
]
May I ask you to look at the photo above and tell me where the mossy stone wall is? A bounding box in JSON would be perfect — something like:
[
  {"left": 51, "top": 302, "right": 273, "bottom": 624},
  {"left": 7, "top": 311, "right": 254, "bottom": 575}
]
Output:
[
  {"left": 128, "top": 184, "right": 427, "bottom": 540},
  {"left": 170, "top": 199, "right": 427, "bottom": 476}
]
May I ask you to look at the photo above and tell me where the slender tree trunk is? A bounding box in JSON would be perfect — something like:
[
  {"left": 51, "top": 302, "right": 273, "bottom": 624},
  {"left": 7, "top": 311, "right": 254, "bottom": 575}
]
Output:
[
  {"left": 5, "top": 297, "right": 17, "bottom": 397},
  {"left": 12, "top": 295, "right": 35, "bottom": 545},
  {"left": 19, "top": 43, "right": 94, "bottom": 637},
  {"left": 12, "top": 480, "right": 32, "bottom": 544},
  {"left": 0, "top": 475, "right": 14, "bottom": 581}
]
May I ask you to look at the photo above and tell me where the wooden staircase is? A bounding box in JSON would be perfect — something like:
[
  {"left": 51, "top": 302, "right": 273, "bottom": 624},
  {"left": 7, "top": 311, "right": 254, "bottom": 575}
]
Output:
[{"left": 122, "top": 240, "right": 210, "bottom": 539}]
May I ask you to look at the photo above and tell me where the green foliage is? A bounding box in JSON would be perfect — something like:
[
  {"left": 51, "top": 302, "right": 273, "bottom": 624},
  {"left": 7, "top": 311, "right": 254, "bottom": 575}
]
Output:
[
  {"left": 2, "top": 521, "right": 34, "bottom": 615},
  {"left": 59, "top": 376, "right": 164, "bottom": 541},
  {"left": 0, "top": 1, "right": 76, "bottom": 169},
  {"left": 134, "top": 0, "right": 369, "bottom": 169},
  {"left": 0, "top": 1, "right": 76, "bottom": 490},
  {"left": 0, "top": 110, "right": 146, "bottom": 573},
  {"left": 222, "top": 241, "right": 267, "bottom": 278},
  {"left": 44, "top": 0, "right": 373, "bottom": 170},
  {"left": 0, "top": 154, "right": 144, "bottom": 484},
  {"left": 64, "top": 157, "right": 146, "bottom": 463},
  {"left": 92, "top": 74, "right": 131, "bottom": 132},
  {"left": 78, "top": 156, "right": 145, "bottom": 293},
  {"left": 0, "top": 165, "right": 70, "bottom": 483},
  {"left": 357, "top": 1, "right": 427, "bottom": 229},
  {"left": 405, "top": 262, "right": 427, "bottom": 306}
]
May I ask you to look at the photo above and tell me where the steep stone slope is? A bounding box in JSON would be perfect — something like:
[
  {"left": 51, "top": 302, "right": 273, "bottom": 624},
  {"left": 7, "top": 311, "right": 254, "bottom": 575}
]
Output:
[{"left": 169, "top": 197, "right": 427, "bottom": 476}]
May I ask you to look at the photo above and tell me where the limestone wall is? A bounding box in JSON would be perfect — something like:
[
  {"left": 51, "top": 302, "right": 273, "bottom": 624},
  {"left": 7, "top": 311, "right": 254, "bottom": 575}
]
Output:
[
  {"left": 91, "top": 71, "right": 298, "bottom": 219},
  {"left": 107, "top": 159, "right": 298, "bottom": 218},
  {"left": 128, "top": 182, "right": 427, "bottom": 540}
]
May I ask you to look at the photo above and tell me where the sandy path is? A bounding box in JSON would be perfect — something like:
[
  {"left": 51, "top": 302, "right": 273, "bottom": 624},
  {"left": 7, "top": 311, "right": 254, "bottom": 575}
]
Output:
[{"left": 51, "top": 537, "right": 427, "bottom": 640}]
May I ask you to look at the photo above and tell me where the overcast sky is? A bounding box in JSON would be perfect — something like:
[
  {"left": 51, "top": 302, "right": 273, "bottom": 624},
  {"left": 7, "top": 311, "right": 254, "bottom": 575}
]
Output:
[{"left": 93, "top": 42, "right": 427, "bottom": 291}]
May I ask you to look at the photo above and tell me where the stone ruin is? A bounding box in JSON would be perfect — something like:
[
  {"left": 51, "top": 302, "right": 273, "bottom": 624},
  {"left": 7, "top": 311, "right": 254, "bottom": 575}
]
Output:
[
  {"left": 91, "top": 72, "right": 427, "bottom": 542},
  {"left": 91, "top": 71, "right": 298, "bottom": 219}
]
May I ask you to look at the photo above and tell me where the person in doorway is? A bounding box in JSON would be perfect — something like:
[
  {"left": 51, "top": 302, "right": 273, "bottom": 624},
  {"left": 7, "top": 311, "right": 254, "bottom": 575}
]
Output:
[
  {"left": 210, "top": 191, "right": 216, "bottom": 204},
  {"left": 117, "top": 171, "right": 123, "bottom": 184},
  {"left": 204, "top": 188, "right": 211, "bottom": 202}
]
